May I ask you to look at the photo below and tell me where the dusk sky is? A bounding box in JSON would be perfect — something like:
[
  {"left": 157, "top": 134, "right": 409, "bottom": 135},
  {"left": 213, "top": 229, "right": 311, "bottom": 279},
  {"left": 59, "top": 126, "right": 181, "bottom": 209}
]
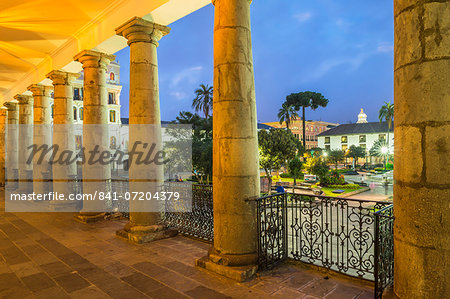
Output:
[{"left": 115, "top": 0, "right": 394, "bottom": 124}]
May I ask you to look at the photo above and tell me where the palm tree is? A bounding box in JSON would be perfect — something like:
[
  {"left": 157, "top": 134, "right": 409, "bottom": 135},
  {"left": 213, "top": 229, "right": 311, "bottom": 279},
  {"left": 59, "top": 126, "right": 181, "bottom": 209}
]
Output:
[
  {"left": 277, "top": 103, "right": 298, "bottom": 130},
  {"left": 285, "top": 91, "right": 329, "bottom": 149},
  {"left": 379, "top": 101, "right": 394, "bottom": 146},
  {"left": 192, "top": 84, "right": 213, "bottom": 119}
]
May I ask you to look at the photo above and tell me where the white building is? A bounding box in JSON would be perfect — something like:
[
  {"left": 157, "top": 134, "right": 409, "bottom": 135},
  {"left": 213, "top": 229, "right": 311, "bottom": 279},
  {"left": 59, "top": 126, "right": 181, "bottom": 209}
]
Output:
[
  {"left": 49, "top": 62, "right": 123, "bottom": 153},
  {"left": 317, "top": 109, "right": 394, "bottom": 155}
]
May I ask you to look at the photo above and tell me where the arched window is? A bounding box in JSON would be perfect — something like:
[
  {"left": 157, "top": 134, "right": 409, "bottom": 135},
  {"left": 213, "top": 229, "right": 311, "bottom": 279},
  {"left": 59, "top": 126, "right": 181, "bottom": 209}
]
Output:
[
  {"left": 109, "top": 110, "right": 116, "bottom": 123},
  {"left": 110, "top": 72, "right": 115, "bottom": 81},
  {"left": 73, "top": 106, "right": 77, "bottom": 120},
  {"left": 110, "top": 136, "right": 116, "bottom": 149},
  {"left": 79, "top": 107, "right": 83, "bottom": 120}
]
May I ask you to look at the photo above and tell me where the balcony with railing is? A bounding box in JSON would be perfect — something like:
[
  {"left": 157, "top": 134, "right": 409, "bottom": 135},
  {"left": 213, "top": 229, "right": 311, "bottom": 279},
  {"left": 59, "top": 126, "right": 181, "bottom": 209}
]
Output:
[{"left": 79, "top": 177, "right": 394, "bottom": 298}]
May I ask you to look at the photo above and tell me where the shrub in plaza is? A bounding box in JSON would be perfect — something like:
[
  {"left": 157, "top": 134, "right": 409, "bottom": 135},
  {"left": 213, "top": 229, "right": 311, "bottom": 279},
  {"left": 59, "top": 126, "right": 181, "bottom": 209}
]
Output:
[
  {"left": 305, "top": 156, "right": 329, "bottom": 183},
  {"left": 327, "top": 184, "right": 360, "bottom": 190},
  {"left": 259, "top": 128, "right": 303, "bottom": 189}
]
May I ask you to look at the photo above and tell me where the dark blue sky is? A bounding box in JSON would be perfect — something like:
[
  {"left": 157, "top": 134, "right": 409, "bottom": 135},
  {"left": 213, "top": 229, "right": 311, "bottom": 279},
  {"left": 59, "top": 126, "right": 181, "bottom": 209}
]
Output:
[{"left": 115, "top": 0, "right": 394, "bottom": 124}]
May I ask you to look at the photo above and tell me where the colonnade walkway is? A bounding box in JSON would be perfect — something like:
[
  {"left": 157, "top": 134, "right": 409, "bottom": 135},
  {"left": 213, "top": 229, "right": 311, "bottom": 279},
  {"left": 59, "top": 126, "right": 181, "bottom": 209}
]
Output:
[{"left": 0, "top": 190, "right": 373, "bottom": 299}]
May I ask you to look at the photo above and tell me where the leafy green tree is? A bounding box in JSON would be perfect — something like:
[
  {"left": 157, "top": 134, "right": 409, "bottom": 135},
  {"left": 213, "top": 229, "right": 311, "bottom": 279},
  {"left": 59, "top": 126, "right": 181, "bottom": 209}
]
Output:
[
  {"left": 348, "top": 145, "right": 366, "bottom": 169},
  {"left": 288, "top": 156, "right": 303, "bottom": 189},
  {"left": 304, "top": 157, "right": 329, "bottom": 183},
  {"left": 192, "top": 84, "right": 213, "bottom": 119},
  {"left": 328, "top": 149, "right": 345, "bottom": 169},
  {"left": 277, "top": 103, "right": 298, "bottom": 130},
  {"left": 170, "top": 111, "right": 213, "bottom": 183},
  {"left": 258, "top": 129, "right": 302, "bottom": 189},
  {"left": 285, "top": 91, "right": 329, "bottom": 148},
  {"left": 379, "top": 101, "right": 394, "bottom": 146}
]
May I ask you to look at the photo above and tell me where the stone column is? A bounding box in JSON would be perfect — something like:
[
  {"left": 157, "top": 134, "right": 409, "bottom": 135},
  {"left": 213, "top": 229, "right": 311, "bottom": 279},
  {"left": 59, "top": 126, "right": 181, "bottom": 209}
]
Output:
[
  {"left": 47, "top": 71, "right": 79, "bottom": 211},
  {"left": 15, "top": 94, "right": 33, "bottom": 193},
  {"left": 74, "top": 50, "right": 115, "bottom": 222},
  {"left": 4, "top": 101, "right": 18, "bottom": 190},
  {"left": 0, "top": 107, "right": 7, "bottom": 186},
  {"left": 393, "top": 0, "right": 450, "bottom": 298},
  {"left": 196, "top": 0, "right": 259, "bottom": 281},
  {"left": 28, "top": 84, "right": 53, "bottom": 195},
  {"left": 115, "top": 17, "right": 176, "bottom": 243}
]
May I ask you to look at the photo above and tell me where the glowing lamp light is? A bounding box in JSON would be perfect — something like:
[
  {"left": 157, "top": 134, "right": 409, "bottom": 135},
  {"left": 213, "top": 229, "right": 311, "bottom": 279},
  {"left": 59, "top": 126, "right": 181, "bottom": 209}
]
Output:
[
  {"left": 323, "top": 152, "right": 328, "bottom": 157},
  {"left": 381, "top": 147, "right": 389, "bottom": 154}
]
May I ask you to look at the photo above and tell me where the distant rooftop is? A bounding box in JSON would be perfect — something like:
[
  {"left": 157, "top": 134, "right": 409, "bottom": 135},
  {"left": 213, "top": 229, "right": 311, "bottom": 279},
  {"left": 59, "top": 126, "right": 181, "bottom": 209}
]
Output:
[
  {"left": 120, "top": 118, "right": 171, "bottom": 126},
  {"left": 257, "top": 123, "right": 275, "bottom": 130},
  {"left": 317, "top": 121, "right": 393, "bottom": 136}
]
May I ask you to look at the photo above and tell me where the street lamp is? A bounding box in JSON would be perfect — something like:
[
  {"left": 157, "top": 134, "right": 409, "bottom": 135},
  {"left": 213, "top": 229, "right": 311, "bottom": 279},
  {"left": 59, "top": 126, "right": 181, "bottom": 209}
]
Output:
[
  {"left": 323, "top": 152, "right": 328, "bottom": 157},
  {"left": 381, "top": 146, "right": 389, "bottom": 170}
]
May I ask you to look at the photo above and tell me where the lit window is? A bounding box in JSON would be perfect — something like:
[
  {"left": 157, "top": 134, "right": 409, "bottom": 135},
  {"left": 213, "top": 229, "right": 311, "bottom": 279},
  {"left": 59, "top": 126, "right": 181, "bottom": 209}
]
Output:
[
  {"left": 359, "top": 135, "right": 366, "bottom": 143},
  {"left": 341, "top": 136, "right": 348, "bottom": 143},
  {"left": 109, "top": 110, "right": 116, "bottom": 122},
  {"left": 110, "top": 72, "right": 115, "bottom": 81},
  {"left": 342, "top": 144, "right": 348, "bottom": 151},
  {"left": 379, "top": 134, "right": 386, "bottom": 141},
  {"left": 325, "top": 137, "right": 330, "bottom": 144},
  {"left": 79, "top": 108, "right": 83, "bottom": 120}
]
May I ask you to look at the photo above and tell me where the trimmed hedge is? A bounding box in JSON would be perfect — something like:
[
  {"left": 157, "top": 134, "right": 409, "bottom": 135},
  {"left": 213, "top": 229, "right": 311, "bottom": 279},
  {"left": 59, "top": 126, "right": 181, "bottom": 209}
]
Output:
[
  {"left": 326, "top": 184, "right": 360, "bottom": 190},
  {"left": 280, "top": 173, "right": 304, "bottom": 179}
]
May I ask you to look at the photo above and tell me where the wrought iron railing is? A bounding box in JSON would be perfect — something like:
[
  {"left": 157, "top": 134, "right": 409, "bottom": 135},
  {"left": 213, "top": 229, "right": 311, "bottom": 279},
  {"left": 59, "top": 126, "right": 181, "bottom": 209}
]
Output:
[
  {"left": 256, "top": 192, "right": 392, "bottom": 282},
  {"left": 106, "top": 179, "right": 214, "bottom": 242},
  {"left": 374, "top": 204, "right": 394, "bottom": 299},
  {"left": 163, "top": 183, "right": 213, "bottom": 242},
  {"left": 256, "top": 193, "right": 287, "bottom": 270}
]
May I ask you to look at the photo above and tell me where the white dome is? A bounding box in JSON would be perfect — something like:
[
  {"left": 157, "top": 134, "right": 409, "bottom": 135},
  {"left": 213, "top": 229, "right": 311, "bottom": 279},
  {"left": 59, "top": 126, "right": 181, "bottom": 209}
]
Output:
[{"left": 357, "top": 108, "right": 368, "bottom": 123}]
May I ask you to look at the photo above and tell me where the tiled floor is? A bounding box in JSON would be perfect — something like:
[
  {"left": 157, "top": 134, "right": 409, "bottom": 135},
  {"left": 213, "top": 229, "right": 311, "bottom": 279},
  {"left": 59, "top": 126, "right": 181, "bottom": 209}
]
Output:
[{"left": 0, "top": 191, "right": 373, "bottom": 298}]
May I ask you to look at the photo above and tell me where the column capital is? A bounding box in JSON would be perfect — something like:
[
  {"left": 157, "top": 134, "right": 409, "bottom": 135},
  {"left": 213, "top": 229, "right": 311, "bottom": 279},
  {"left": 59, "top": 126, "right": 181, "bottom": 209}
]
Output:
[
  {"left": 14, "top": 94, "right": 33, "bottom": 105},
  {"left": 47, "top": 70, "right": 79, "bottom": 86},
  {"left": 74, "top": 50, "right": 116, "bottom": 70},
  {"left": 0, "top": 106, "right": 7, "bottom": 117},
  {"left": 4, "top": 101, "right": 18, "bottom": 111},
  {"left": 115, "top": 17, "right": 170, "bottom": 46},
  {"left": 27, "top": 84, "right": 54, "bottom": 97}
]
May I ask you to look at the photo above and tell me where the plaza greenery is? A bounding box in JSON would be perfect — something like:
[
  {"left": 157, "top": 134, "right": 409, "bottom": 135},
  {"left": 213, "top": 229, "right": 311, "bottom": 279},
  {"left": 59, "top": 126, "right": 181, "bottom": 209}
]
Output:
[
  {"left": 347, "top": 145, "right": 366, "bottom": 169},
  {"left": 277, "top": 103, "right": 298, "bottom": 130},
  {"left": 170, "top": 111, "right": 213, "bottom": 184},
  {"left": 284, "top": 91, "right": 329, "bottom": 148},
  {"left": 327, "top": 149, "right": 345, "bottom": 169},
  {"left": 288, "top": 155, "right": 304, "bottom": 187},
  {"left": 304, "top": 157, "right": 329, "bottom": 183},
  {"left": 192, "top": 84, "right": 213, "bottom": 119},
  {"left": 258, "top": 129, "right": 303, "bottom": 187},
  {"left": 379, "top": 101, "right": 394, "bottom": 146}
]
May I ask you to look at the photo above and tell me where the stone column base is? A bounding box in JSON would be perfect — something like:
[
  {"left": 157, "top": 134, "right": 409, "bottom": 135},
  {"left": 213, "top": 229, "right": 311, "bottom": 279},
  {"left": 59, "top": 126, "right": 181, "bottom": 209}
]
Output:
[
  {"left": 116, "top": 224, "right": 178, "bottom": 244},
  {"left": 74, "top": 212, "right": 106, "bottom": 223},
  {"left": 195, "top": 256, "right": 257, "bottom": 282}
]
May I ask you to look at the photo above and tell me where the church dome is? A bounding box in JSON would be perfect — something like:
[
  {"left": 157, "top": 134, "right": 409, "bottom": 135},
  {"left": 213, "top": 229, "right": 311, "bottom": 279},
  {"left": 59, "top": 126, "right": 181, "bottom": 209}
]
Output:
[{"left": 357, "top": 108, "right": 368, "bottom": 123}]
